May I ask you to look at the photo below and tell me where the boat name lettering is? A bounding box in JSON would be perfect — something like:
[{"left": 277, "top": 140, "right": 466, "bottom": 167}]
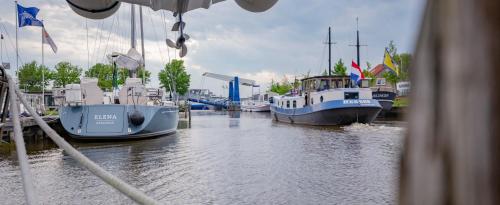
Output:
[
  {"left": 94, "top": 114, "right": 118, "bottom": 120},
  {"left": 343, "top": 100, "right": 371, "bottom": 104},
  {"left": 373, "top": 93, "right": 389, "bottom": 98}
]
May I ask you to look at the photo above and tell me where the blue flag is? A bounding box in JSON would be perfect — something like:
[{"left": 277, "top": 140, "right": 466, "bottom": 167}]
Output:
[{"left": 17, "top": 4, "right": 43, "bottom": 27}]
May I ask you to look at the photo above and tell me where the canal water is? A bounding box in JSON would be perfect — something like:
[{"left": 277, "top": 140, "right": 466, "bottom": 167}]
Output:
[{"left": 0, "top": 112, "right": 404, "bottom": 205}]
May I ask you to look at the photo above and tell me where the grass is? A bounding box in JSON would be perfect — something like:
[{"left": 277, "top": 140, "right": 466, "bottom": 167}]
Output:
[{"left": 394, "top": 96, "right": 409, "bottom": 107}]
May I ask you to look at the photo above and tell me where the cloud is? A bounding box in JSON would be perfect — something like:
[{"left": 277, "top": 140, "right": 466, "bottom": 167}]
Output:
[{"left": 0, "top": 0, "right": 425, "bottom": 97}]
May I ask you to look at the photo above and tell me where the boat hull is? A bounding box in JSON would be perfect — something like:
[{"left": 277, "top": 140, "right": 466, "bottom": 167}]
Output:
[
  {"left": 242, "top": 104, "right": 270, "bottom": 112},
  {"left": 59, "top": 104, "right": 179, "bottom": 140},
  {"left": 372, "top": 91, "right": 397, "bottom": 112},
  {"left": 271, "top": 99, "right": 382, "bottom": 126}
]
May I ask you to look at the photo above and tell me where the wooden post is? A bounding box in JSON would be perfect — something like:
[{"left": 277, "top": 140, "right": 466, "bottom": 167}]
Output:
[{"left": 400, "top": 0, "right": 500, "bottom": 204}]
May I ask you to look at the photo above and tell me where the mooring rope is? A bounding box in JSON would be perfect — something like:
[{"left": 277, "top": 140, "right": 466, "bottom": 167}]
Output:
[
  {"left": 7, "top": 76, "right": 37, "bottom": 205},
  {"left": 8, "top": 76, "right": 159, "bottom": 205}
]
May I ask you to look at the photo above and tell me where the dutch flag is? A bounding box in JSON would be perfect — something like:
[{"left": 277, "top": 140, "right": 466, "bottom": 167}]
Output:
[{"left": 350, "top": 60, "right": 365, "bottom": 84}]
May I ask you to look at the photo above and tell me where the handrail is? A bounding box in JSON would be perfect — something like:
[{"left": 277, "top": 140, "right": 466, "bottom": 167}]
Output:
[
  {"left": 7, "top": 76, "right": 37, "bottom": 205},
  {"left": 8, "top": 75, "right": 159, "bottom": 205}
]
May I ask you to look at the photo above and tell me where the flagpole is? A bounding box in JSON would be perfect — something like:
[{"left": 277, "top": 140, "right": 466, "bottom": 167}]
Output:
[
  {"left": 41, "top": 26, "right": 45, "bottom": 112},
  {"left": 15, "top": 0, "right": 18, "bottom": 81}
]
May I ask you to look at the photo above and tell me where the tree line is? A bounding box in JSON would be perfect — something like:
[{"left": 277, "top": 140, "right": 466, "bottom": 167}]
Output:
[{"left": 17, "top": 59, "right": 191, "bottom": 96}]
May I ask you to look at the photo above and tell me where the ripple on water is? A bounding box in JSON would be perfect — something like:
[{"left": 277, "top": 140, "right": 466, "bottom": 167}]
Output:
[{"left": 0, "top": 112, "right": 403, "bottom": 205}]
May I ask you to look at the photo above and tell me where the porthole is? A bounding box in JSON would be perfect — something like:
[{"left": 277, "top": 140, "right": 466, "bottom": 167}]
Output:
[{"left": 320, "top": 96, "right": 324, "bottom": 103}]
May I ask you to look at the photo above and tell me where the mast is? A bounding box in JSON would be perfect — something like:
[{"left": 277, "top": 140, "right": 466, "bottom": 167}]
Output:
[
  {"left": 139, "top": 6, "right": 145, "bottom": 84},
  {"left": 328, "top": 27, "right": 331, "bottom": 76},
  {"left": 356, "top": 18, "right": 360, "bottom": 66},
  {"left": 130, "top": 4, "right": 137, "bottom": 78},
  {"left": 130, "top": 4, "right": 136, "bottom": 49}
]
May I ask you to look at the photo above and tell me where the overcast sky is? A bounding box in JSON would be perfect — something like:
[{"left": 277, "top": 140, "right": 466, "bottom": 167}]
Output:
[{"left": 0, "top": 0, "right": 425, "bottom": 97}]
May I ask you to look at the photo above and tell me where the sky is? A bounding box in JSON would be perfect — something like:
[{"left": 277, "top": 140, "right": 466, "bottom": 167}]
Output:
[{"left": 0, "top": 0, "right": 425, "bottom": 97}]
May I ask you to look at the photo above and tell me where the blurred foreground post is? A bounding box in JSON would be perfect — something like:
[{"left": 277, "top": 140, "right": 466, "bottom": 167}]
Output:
[{"left": 400, "top": 0, "right": 500, "bottom": 204}]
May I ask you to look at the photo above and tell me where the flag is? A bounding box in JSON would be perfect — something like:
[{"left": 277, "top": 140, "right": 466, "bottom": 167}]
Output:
[
  {"left": 383, "top": 48, "right": 398, "bottom": 75},
  {"left": 17, "top": 4, "right": 44, "bottom": 27},
  {"left": 42, "top": 27, "right": 57, "bottom": 53},
  {"left": 350, "top": 60, "right": 365, "bottom": 84}
]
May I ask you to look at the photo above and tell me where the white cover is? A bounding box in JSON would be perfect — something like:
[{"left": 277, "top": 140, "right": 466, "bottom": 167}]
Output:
[
  {"left": 81, "top": 78, "right": 104, "bottom": 105},
  {"left": 64, "top": 84, "right": 82, "bottom": 105},
  {"left": 119, "top": 78, "right": 147, "bottom": 105}
]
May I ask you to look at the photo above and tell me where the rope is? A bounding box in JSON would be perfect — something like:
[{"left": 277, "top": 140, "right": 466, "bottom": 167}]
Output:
[
  {"left": 11, "top": 76, "right": 159, "bottom": 205},
  {"left": 7, "top": 76, "right": 37, "bottom": 205}
]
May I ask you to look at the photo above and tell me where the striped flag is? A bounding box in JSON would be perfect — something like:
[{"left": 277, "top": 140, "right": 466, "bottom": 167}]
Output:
[{"left": 42, "top": 27, "right": 57, "bottom": 53}]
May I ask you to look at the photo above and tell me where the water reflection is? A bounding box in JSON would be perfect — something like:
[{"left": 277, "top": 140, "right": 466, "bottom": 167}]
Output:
[{"left": 0, "top": 112, "right": 404, "bottom": 205}]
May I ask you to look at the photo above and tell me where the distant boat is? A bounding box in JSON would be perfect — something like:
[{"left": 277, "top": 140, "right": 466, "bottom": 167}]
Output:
[
  {"left": 371, "top": 78, "right": 397, "bottom": 113},
  {"left": 270, "top": 76, "right": 382, "bottom": 125},
  {"left": 242, "top": 92, "right": 276, "bottom": 112}
]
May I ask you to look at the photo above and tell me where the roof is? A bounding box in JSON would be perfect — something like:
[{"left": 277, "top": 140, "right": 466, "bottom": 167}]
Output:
[{"left": 370, "top": 64, "right": 386, "bottom": 76}]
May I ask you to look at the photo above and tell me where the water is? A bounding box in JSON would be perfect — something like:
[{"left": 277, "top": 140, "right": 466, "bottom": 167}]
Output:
[{"left": 0, "top": 112, "right": 404, "bottom": 205}]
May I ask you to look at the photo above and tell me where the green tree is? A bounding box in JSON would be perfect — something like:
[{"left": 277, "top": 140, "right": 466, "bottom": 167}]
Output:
[
  {"left": 386, "top": 41, "right": 412, "bottom": 81},
  {"left": 383, "top": 71, "right": 399, "bottom": 88},
  {"left": 158, "top": 59, "right": 191, "bottom": 96},
  {"left": 334, "top": 59, "right": 347, "bottom": 75},
  {"left": 137, "top": 68, "right": 152, "bottom": 84},
  {"left": 52, "top": 61, "right": 82, "bottom": 88},
  {"left": 84, "top": 63, "right": 128, "bottom": 91},
  {"left": 362, "top": 69, "right": 376, "bottom": 86},
  {"left": 18, "top": 61, "right": 52, "bottom": 92},
  {"left": 366, "top": 62, "right": 372, "bottom": 70},
  {"left": 270, "top": 76, "right": 293, "bottom": 95}
]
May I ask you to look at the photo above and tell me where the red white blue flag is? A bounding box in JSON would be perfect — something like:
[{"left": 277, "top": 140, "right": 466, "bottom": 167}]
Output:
[{"left": 350, "top": 60, "right": 365, "bottom": 83}]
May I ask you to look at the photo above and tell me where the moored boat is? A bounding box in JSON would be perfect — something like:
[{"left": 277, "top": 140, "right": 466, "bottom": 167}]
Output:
[
  {"left": 57, "top": 78, "right": 179, "bottom": 139},
  {"left": 271, "top": 76, "right": 382, "bottom": 125}
]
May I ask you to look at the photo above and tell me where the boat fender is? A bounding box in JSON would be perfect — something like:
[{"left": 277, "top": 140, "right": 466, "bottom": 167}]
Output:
[{"left": 129, "top": 110, "right": 145, "bottom": 126}]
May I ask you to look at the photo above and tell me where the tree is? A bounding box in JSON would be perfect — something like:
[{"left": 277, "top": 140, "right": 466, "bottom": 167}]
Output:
[
  {"left": 18, "top": 61, "right": 52, "bottom": 92},
  {"left": 322, "top": 69, "right": 328, "bottom": 76},
  {"left": 270, "top": 76, "right": 293, "bottom": 95},
  {"left": 52, "top": 61, "right": 82, "bottom": 88},
  {"left": 84, "top": 63, "right": 128, "bottom": 91},
  {"left": 137, "top": 68, "right": 151, "bottom": 84},
  {"left": 362, "top": 69, "right": 376, "bottom": 86},
  {"left": 386, "top": 41, "right": 412, "bottom": 81},
  {"left": 158, "top": 59, "right": 191, "bottom": 96},
  {"left": 366, "top": 62, "right": 372, "bottom": 70},
  {"left": 383, "top": 71, "right": 399, "bottom": 88},
  {"left": 334, "top": 59, "right": 347, "bottom": 75}
]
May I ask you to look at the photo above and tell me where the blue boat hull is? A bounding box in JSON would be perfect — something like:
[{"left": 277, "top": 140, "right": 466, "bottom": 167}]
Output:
[
  {"left": 59, "top": 104, "right": 179, "bottom": 139},
  {"left": 271, "top": 99, "right": 382, "bottom": 126}
]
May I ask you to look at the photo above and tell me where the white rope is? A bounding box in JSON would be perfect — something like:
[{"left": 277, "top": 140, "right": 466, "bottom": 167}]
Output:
[
  {"left": 11, "top": 76, "right": 159, "bottom": 205},
  {"left": 7, "top": 76, "right": 37, "bottom": 205}
]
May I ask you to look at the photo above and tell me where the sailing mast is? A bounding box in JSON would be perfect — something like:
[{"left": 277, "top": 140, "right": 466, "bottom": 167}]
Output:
[
  {"left": 130, "top": 4, "right": 137, "bottom": 78},
  {"left": 139, "top": 6, "right": 146, "bottom": 84}
]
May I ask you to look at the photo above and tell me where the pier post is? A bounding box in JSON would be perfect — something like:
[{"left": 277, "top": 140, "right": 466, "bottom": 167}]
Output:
[{"left": 400, "top": 0, "right": 500, "bottom": 204}]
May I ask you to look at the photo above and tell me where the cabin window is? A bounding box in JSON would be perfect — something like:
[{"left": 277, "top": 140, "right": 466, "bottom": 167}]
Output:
[
  {"left": 311, "top": 97, "right": 314, "bottom": 105},
  {"left": 344, "top": 92, "right": 359, "bottom": 100},
  {"left": 286, "top": 101, "right": 290, "bottom": 108},
  {"left": 320, "top": 96, "right": 324, "bottom": 103},
  {"left": 293, "top": 100, "right": 297, "bottom": 108}
]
